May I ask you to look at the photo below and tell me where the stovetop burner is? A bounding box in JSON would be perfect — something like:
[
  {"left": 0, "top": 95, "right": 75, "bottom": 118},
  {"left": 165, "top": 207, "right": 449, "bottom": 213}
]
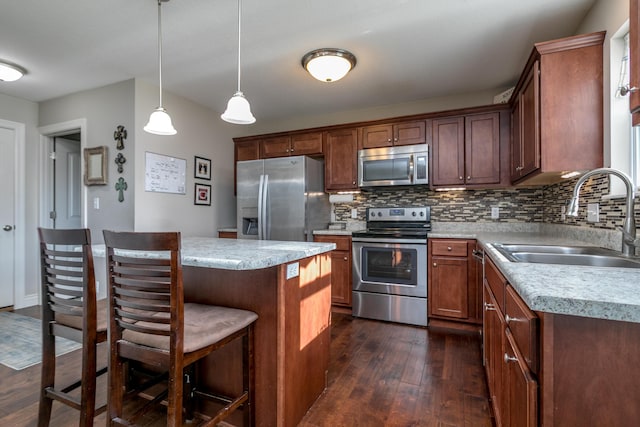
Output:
[{"left": 352, "top": 207, "right": 431, "bottom": 240}]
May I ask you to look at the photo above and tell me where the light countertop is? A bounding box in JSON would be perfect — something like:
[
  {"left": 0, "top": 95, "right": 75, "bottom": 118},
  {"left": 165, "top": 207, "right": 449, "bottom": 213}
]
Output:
[
  {"left": 93, "top": 236, "right": 335, "bottom": 271},
  {"left": 431, "top": 229, "right": 640, "bottom": 324}
]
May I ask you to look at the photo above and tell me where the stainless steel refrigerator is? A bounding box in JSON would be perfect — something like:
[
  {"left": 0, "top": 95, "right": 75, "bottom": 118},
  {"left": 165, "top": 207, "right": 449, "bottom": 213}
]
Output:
[{"left": 236, "top": 156, "right": 330, "bottom": 241}]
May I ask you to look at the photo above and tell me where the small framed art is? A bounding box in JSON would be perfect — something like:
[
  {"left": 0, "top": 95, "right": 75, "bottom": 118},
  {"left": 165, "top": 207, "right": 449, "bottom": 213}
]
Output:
[
  {"left": 194, "top": 183, "right": 211, "bottom": 206},
  {"left": 194, "top": 156, "right": 211, "bottom": 180}
]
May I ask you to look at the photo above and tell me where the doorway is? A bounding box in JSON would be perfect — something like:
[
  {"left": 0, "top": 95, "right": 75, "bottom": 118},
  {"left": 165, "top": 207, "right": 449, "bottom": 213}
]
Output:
[
  {"left": 50, "top": 134, "right": 82, "bottom": 229},
  {"left": 0, "top": 119, "right": 26, "bottom": 309}
]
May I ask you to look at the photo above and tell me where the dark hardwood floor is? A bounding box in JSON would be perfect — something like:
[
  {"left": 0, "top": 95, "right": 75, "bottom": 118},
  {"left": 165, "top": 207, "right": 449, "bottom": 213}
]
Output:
[{"left": 0, "top": 308, "right": 493, "bottom": 426}]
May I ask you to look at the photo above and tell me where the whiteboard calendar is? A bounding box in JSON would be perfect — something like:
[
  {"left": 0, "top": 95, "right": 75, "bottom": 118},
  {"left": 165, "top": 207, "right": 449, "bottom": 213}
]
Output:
[{"left": 144, "top": 151, "right": 187, "bottom": 194}]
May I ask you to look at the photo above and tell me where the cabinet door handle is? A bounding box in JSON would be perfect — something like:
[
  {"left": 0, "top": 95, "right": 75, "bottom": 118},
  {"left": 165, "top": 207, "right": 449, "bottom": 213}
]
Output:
[
  {"left": 504, "top": 353, "right": 518, "bottom": 363},
  {"left": 505, "top": 314, "right": 521, "bottom": 324},
  {"left": 484, "top": 302, "right": 496, "bottom": 311}
]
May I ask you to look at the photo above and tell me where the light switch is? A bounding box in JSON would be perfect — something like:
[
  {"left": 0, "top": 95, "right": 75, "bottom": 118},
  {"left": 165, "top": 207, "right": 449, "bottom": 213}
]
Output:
[
  {"left": 93, "top": 197, "right": 100, "bottom": 210},
  {"left": 351, "top": 208, "right": 358, "bottom": 219}
]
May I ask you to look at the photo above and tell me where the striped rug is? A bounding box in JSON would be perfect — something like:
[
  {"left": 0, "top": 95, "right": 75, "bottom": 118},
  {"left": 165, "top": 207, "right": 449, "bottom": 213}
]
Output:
[{"left": 0, "top": 311, "right": 81, "bottom": 370}]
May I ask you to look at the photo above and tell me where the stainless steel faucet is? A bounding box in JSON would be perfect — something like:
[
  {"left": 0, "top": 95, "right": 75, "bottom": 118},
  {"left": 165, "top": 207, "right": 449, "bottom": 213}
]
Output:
[{"left": 567, "top": 167, "right": 638, "bottom": 256}]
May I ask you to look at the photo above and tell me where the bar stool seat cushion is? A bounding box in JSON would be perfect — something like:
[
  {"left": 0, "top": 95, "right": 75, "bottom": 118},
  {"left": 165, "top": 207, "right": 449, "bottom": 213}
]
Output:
[
  {"left": 123, "top": 303, "right": 258, "bottom": 353},
  {"left": 55, "top": 298, "right": 109, "bottom": 333}
]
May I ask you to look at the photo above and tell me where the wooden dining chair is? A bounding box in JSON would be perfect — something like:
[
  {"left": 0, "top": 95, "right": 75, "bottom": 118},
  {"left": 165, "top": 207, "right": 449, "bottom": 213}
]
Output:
[
  {"left": 37, "top": 227, "right": 108, "bottom": 427},
  {"left": 103, "top": 230, "right": 257, "bottom": 427}
]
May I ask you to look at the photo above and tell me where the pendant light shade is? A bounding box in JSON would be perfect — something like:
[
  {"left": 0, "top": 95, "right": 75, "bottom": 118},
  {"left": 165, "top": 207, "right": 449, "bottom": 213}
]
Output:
[
  {"left": 302, "top": 48, "right": 356, "bottom": 82},
  {"left": 221, "top": 91, "right": 255, "bottom": 124},
  {"left": 145, "top": 0, "right": 177, "bottom": 136},
  {"left": 144, "top": 107, "right": 177, "bottom": 135},
  {"left": 222, "top": 0, "right": 255, "bottom": 124},
  {"left": 0, "top": 61, "right": 26, "bottom": 82}
]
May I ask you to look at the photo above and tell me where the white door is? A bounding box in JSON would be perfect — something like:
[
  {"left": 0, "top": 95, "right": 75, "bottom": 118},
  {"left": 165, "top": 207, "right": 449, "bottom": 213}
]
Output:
[
  {"left": 0, "top": 126, "right": 15, "bottom": 308},
  {"left": 53, "top": 137, "right": 82, "bottom": 229}
]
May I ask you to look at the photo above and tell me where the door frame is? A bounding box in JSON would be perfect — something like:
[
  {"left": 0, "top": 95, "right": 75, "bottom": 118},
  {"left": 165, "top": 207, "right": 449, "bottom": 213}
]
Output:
[
  {"left": 0, "top": 119, "right": 26, "bottom": 309},
  {"left": 38, "top": 119, "right": 88, "bottom": 230}
]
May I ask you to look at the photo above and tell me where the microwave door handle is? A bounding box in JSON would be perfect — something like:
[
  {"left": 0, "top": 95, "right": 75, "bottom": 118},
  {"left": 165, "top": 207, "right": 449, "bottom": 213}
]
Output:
[{"left": 409, "top": 155, "right": 415, "bottom": 183}]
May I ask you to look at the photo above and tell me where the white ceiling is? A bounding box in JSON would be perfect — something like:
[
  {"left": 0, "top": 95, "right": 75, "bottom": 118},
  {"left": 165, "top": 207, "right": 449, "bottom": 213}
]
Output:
[{"left": 0, "top": 0, "right": 597, "bottom": 122}]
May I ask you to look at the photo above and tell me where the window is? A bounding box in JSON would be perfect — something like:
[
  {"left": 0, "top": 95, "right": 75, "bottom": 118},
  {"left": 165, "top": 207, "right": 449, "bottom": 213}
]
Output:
[{"left": 610, "top": 27, "right": 640, "bottom": 193}]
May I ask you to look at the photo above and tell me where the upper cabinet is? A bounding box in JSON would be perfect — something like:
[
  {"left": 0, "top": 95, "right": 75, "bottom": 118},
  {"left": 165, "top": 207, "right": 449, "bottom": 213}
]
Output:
[
  {"left": 261, "top": 132, "right": 323, "bottom": 158},
  {"left": 324, "top": 128, "right": 359, "bottom": 192},
  {"left": 510, "top": 31, "right": 605, "bottom": 185},
  {"left": 360, "top": 120, "right": 426, "bottom": 149},
  {"left": 430, "top": 107, "right": 510, "bottom": 189},
  {"left": 235, "top": 140, "right": 260, "bottom": 162}
]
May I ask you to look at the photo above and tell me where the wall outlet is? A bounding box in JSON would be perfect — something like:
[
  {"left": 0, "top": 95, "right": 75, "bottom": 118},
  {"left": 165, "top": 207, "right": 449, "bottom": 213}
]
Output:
[
  {"left": 93, "top": 197, "right": 100, "bottom": 210},
  {"left": 587, "top": 203, "right": 600, "bottom": 223},
  {"left": 351, "top": 208, "right": 358, "bottom": 219},
  {"left": 561, "top": 205, "right": 566, "bottom": 221},
  {"left": 491, "top": 206, "right": 499, "bottom": 219}
]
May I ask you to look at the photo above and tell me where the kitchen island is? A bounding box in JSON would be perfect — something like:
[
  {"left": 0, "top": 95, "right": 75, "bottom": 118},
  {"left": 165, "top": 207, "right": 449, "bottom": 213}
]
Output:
[{"left": 97, "top": 237, "right": 335, "bottom": 427}]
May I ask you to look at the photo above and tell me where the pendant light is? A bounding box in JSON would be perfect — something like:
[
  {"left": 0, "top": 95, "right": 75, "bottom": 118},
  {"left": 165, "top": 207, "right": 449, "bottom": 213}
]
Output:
[
  {"left": 144, "top": 0, "right": 177, "bottom": 135},
  {"left": 221, "top": 0, "right": 256, "bottom": 124}
]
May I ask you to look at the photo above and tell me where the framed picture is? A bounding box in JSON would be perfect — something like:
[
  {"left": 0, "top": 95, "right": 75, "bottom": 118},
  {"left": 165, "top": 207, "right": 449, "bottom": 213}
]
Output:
[
  {"left": 194, "top": 183, "right": 211, "bottom": 206},
  {"left": 84, "top": 146, "right": 108, "bottom": 185},
  {"left": 194, "top": 156, "right": 211, "bottom": 180}
]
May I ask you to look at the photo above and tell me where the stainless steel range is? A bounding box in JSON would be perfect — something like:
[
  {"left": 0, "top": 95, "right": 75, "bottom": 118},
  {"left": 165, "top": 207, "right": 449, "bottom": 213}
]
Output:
[{"left": 352, "top": 206, "right": 430, "bottom": 326}]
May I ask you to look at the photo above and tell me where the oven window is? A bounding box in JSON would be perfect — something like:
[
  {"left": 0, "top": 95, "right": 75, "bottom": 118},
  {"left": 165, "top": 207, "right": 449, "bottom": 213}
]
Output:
[
  {"left": 361, "top": 246, "right": 418, "bottom": 285},
  {"left": 362, "top": 158, "right": 410, "bottom": 181}
]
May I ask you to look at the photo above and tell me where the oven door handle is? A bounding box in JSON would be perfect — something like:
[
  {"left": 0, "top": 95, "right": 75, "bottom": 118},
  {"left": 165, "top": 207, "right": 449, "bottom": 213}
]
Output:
[{"left": 472, "top": 249, "right": 484, "bottom": 262}]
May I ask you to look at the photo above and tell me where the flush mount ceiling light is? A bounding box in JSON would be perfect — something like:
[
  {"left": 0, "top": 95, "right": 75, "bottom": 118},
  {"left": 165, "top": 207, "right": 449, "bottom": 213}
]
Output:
[
  {"left": 144, "top": 0, "right": 177, "bottom": 136},
  {"left": 221, "top": 0, "right": 256, "bottom": 125},
  {"left": 0, "top": 61, "right": 26, "bottom": 82},
  {"left": 301, "top": 48, "right": 357, "bottom": 83}
]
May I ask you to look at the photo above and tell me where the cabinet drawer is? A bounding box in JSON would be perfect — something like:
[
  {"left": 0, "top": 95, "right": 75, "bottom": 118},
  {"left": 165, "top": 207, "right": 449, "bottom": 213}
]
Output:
[
  {"left": 484, "top": 256, "right": 506, "bottom": 312},
  {"left": 314, "top": 234, "right": 351, "bottom": 251},
  {"left": 506, "top": 285, "right": 538, "bottom": 373},
  {"left": 431, "top": 240, "right": 467, "bottom": 257}
]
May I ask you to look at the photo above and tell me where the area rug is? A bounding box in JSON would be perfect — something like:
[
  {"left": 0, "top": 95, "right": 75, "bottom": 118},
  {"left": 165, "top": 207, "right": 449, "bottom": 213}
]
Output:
[{"left": 0, "top": 311, "right": 81, "bottom": 370}]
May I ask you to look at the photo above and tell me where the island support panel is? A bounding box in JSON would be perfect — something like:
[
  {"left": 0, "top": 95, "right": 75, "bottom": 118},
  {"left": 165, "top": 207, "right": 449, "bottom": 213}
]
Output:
[{"left": 183, "top": 253, "right": 331, "bottom": 427}]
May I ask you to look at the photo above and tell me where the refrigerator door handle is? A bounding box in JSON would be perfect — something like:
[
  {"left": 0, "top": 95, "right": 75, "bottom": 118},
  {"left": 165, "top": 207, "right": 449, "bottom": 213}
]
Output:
[
  {"left": 258, "top": 174, "right": 265, "bottom": 240},
  {"left": 262, "top": 174, "right": 270, "bottom": 240}
]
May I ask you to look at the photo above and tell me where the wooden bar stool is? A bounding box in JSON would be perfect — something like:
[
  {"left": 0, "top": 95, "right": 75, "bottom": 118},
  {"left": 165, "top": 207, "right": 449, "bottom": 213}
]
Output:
[
  {"left": 103, "top": 230, "right": 257, "bottom": 427},
  {"left": 37, "top": 227, "right": 108, "bottom": 427}
]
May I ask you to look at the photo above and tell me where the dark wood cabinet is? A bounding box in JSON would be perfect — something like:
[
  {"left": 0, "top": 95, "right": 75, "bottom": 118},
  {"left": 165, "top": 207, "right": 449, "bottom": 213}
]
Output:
[
  {"left": 235, "top": 140, "right": 260, "bottom": 162},
  {"left": 504, "top": 329, "right": 538, "bottom": 427},
  {"left": 428, "top": 239, "right": 482, "bottom": 329},
  {"left": 324, "top": 128, "right": 358, "bottom": 192},
  {"left": 510, "top": 31, "right": 605, "bottom": 185},
  {"left": 483, "top": 281, "right": 506, "bottom": 427},
  {"left": 217, "top": 231, "right": 237, "bottom": 239},
  {"left": 313, "top": 234, "right": 352, "bottom": 308},
  {"left": 261, "top": 132, "right": 323, "bottom": 158},
  {"left": 360, "top": 120, "right": 425, "bottom": 149},
  {"left": 430, "top": 110, "right": 507, "bottom": 189}
]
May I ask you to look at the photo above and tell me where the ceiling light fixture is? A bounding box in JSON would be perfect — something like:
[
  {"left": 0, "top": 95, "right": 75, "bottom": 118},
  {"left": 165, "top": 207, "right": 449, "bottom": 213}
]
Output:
[
  {"left": 0, "top": 61, "right": 26, "bottom": 82},
  {"left": 144, "top": 0, "right": 177, "bottom": 136},
  {"left": 301, "top": 48, "right": 357, "bottom": 83},
  {"left": 221, "top": 0, "right": 255, "bottom": 125}
]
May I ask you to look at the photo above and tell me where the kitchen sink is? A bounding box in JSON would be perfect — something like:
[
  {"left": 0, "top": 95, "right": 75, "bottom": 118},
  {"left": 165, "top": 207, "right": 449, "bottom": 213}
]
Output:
[{"left": 492, "top": 243, "right": 640, "bottom": 269}]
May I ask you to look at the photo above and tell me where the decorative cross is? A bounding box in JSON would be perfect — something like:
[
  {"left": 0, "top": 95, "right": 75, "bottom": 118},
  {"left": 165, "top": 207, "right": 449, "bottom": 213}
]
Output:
[
  {"left": 115, "top": 177, "right": 128, "bottom": 202},
  {"left": 114, "top": 153, "right": 126, "bottom": 173},
  {"left": 113, "top": 125, "right": 127, "bottom": 150}
]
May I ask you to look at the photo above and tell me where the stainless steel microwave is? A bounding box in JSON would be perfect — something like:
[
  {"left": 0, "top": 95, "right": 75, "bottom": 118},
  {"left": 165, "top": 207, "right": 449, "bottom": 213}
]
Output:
[{"left": 358, "top": 144, "right": 429, "bottom": 187}]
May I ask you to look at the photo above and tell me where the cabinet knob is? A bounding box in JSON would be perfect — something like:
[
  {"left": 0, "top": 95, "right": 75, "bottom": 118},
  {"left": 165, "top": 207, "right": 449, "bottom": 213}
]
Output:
[
  {"left": 447, "top": 246, "right": 452, "bottom": 251},
  {"left": 352, "top": 181, "right": 356, "bottom": 185},
  {"left": 343, "top": 256, "right": 348, "bottom": 261},
  {"left": 504, "top": 353, "right": 518, "bottom": 363},
  {"left": 432, "top": 262, "right": 437, "bottom": 267},
  {"left": 467, "top": 176, "right": 471, "bottom": 180},
  {"left": 387, "top": 138, "right": 392, "bottom": 142},
  {"left": 394, "top": 138, "right": 398, "bottom": 142},
  {"left": 290, "top": 148, "right": 294, "bottom": 152},
  {"left": 459, "top": 176, "right": 463, "bottom": 180}
]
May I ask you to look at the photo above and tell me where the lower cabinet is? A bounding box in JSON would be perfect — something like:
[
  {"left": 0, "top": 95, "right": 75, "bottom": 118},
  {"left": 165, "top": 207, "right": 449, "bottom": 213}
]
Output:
[
  {"left": 427, "top": 238, "right": 482, "bottom": 329},
  {"left": 483, "top": 255, "right": 538, "bottom": 427},
  {"left": 218, "top": 231, "right": 237, "bottom": 239},
  {"left": 313, "top": 234, "right": 352, "bottom": 308}
]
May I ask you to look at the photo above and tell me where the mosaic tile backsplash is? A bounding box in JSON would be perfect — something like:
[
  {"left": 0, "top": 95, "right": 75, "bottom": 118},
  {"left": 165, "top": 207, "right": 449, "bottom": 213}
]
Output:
[{"left": 333, "top": 176, "right": 640, "bottom": 232}]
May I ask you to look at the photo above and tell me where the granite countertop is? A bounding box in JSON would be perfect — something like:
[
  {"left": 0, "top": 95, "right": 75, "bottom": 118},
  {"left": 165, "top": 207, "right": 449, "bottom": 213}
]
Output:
[
  {"left": 431, "top": 229, "right": 640, "bottom": 324},
  {"left": 93, "top": 236, "right": 336, "bottom": 271}
]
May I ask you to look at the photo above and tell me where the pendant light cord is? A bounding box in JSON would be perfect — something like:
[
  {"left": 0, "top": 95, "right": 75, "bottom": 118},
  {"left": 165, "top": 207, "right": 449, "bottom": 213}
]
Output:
[
  {"left": 157, "top": 0, "right": 164, "bottom": 107},
  {"left": 236, "top": 0, "right": 242, "bottom": 93}
]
